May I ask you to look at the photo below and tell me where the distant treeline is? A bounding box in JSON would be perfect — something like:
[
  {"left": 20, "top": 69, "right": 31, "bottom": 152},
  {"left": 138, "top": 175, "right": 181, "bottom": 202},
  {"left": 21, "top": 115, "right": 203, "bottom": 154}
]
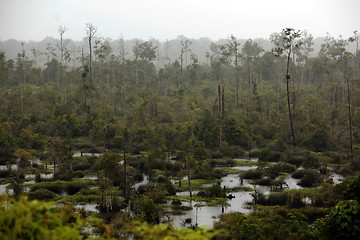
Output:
[{"left": 0, "top": 35, "right": 356, "bottom": 69}]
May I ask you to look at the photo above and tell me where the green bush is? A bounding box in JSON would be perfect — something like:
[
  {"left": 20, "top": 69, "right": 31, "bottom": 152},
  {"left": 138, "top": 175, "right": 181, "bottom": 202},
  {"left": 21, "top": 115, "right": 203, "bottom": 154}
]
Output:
[
  {"left": 256, "top": 177, "right": 273, "bottom": 186},
  {"left": 131, "top": 197, "right": 160, "bottom": 224},
  {"left": 31, "top": 181, "right": 89, "bottom": 195},
  {"left": 197, "top": 183, "right": 226, "bottom": 198},
  {"left": 299, "top": 169, "right": 321, "bottom": 187},
  {"left": 287, "top": 192, "right": 305, "bottom": 208},
  {"left": 214, "top": 212, "right": 262, "bottom": 240},
  {"left": 221, "top": 145, "right": 245, "bottom": 158},
  {"left": 28, "top": 189, "right": 61, "bottom": 201},
  {"left": 317, "top": 200, "right": 360, "bottom": 240},
  {"left": 242, "top": 169, "right": 263, "bottom": 180},
  {"left": 266, "top": 162, "right": 297, "bottom": 178},
  {"left": 195, "top": 170, "right": 223, "bottom": 180},
  {"left": 0, "top": 170, "right": 13, "bottom": 178},
  {"left": 300, "top": 207, "right": 327, "bottom": 222},
  {"left": 0, "top": 197, "right": 86, "bottom": 240},
  {"left": 31, "top": 181, "right": 63, "bottom": 194},
  {"left": 73, "top": 170, "right": 85, "bottom": 178},
  {"left": 291, "top": 169, "right": 306, "bottom": 179},
  {"left": 258, "top": 149, "right": 281, "bottom": 162},
  {"left": 267, "top": 192, "right": 288, "bottom": 206},
  {"left": 65, "top": 182, "right": 88, "bottom": 195},
  {"left": 302, "top": 155, "right": 320, "bottom": 169},
  {"left": 72, "top": 157, "right": 92, "bottom": 171},
  {"left": 339, "top": 174, "right": 360, "bottom": 201}
]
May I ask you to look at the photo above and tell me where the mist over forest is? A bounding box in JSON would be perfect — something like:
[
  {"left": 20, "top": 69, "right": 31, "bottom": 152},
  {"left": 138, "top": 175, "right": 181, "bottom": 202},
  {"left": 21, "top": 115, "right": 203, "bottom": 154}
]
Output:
[
  {"left": 1, "top": 24, "right": 360, "bottom": 240},
  {"left": 1, "top": 34, "right": 357, "bottom": 69}
]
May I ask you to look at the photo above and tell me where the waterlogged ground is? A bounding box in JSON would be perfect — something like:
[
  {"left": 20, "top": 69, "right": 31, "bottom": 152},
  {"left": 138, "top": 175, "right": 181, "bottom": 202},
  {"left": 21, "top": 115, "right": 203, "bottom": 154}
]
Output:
[
  {"left": 0, "top": 154, "right": 345, "bottom": 228},
  {"left": 169, "top": 159, "right": 345, "bottom": 227}
]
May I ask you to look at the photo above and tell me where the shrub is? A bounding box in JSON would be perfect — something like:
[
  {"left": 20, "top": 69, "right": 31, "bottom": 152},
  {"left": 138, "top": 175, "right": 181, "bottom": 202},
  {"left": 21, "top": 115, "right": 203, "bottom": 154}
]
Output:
[
  {"left": 0, "top": 170, "right": 13, "bottom": 178},
  {"left": 287, "top": 156, "right": 303, "bottom": 166},
  {"left": 251, "top": 191, "right": 267, "bottom": 205},
  {"left": 203, "top": 183, "right": 226, "bottom": 198},
  {"left": 292, "top": 169, "right": 306, "bottom": 179},
  {"left": 214, "top": 212, "right": 262, "bottom": 240},
  {"left": 54, "top": 171, "right": 73, "bottom": 181},
  {"left": 341, "top": 174, "right": 360, "bottom": 201},
  {"left": 242, "top": 169, "right": 263, "bottom": 180},
  {"left": 195, "top": 170, "right": 223, "bottom": 180},
  {"left": 28, "top": 189, "right": 61, "bottom": 201},
  {"left": 156, "top": 175, "right": 167, "bottom": 183},
  {"left": 299, "top": 169, "right": 321, "bottom": 187},
  {"left": 302, "top": 155, "right": 320, "bottom": 169},
  {"left": 300, "top": 207, "right": 327, "bottom": 222},
  {"left": 266, "top": 162, "right": 296, "bottom": 179},
  {"left": 72, "top": 157, "right": 91, "bottom": 171},
  {"left": 31, "top": 181, "right": 63, "bottom": 194},
  {"left": 267, "top": 192, "right": 288, "bottom": 206},
  {"left": 73, "top": 170, "right": 85, "bottom": 178},
  {"left": 0, "top": 197, "right": 86, "bottom": 240},
  {"left": 256, "top": 177, "right": 273, "bottom": 186},
  {"left": 221, "top": 146, "right": 244, "bottom": 158},
  {"left": 258, "top": 149, "right": 281, "bottom": 162},
  {"left": 287, "top": 192, "right": 305, "bottom": 208},
  {"left": 163, "top": 183, "right": 176, "bottom": 196},
  {"left": 317, "top": 200, "right": 360, "bottom": 240},
  {"left": 131, "top": 197, "right": 160, "bottom": 224},
  {"left": 35, "top": 172, "right": 42, "bottom": 183},
  {"left": 65, "top": 182, "right": 88, "bottom": 195},
  {"left": 133, "top": 173, "right": 144, "bottom": 182}
]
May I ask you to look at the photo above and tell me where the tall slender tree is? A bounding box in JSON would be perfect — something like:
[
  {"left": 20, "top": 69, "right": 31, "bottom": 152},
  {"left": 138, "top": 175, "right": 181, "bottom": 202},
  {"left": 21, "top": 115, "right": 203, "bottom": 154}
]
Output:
[
  {"left": 271, "top": 28, "right": 302, "bottom": 146},
  {"left": 221, "top": 35, "right": 241, "bottom": 106},
  {"left": 242, "top": 39, "right": 263, "bottom": 112},
  {"left": 85, "top": 23, "right": 97, "bottom": 107},
  {"left": 57, "top": 25, "right": 70, "bottom": 103}
]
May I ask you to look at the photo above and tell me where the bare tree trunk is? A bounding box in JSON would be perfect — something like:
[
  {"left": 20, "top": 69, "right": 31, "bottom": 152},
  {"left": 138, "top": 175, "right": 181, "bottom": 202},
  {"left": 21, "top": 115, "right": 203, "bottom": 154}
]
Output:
[
  {"left": 346, "top": 76, "right": 353, "bottom": 163},
  {"left": 124, "top": 150, "right": 128, "bottom": 201},
  {"left": 286, "top": 51, "right": 296, "bottom": 146},
  {"left": 218, "top": 85, "right": 222, "bottom": 149}
]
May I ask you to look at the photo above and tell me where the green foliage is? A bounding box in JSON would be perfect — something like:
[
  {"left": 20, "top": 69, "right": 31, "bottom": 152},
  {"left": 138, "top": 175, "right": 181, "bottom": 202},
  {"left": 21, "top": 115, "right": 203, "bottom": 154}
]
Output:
[
  {"left": 223, "top": 118, "right": 250, "bottom": 148},
  {"left": 251, "top": 191, "right": 288, "bottom": 206},
  {"left": 28, "top": 188, "right": 61, "bottom": 201},
  {"left": 266, "top": 162, "right": 297, "bottom": 178},
  {"left": 214, "top": 212, "right": 262, "bottom": 240},
  {"left": 341, "top": 174, "right": 360, "bottom": 201},
  {"left": 1, "top": 30, "right": 360, "bottom": 239},
  {"left": 257, "top": 149, "right": 282, "bottom": 162},
  {"left": 0, "top": 196, "right": 81, "bottom": 240},
  {"left": 302, "top": 155, "right": 320, "bottom": 169},
  {"left": 30, "top": 180, "right": 92, "bottom": 195},
  {"left": 303, "top": 126, "right": 332, "bottom": 151},
  {"left": 197, "top": 183, "right": 226, "bottom": 198},
  {"left": 129, "top": 221, "right": 222, "bottom": 240},
  {"left": 0, "top": 196, "right": 115, "bottom": 239},
  {"left": 194, "top": 110, "right": 218, "bottom": 149},
  {"left": 131, "top": 197, "right": 160, "bottom": 224},
  {"left": 317, "top": 200, "right": 360, "bottom": 240},
  {"left": 299, "top": 169, "right": 321, "bottom": 187},
  {"left": 0, "top": 122, "right": 16, "bottom": 164},
  {"left": 215, "top": 208, "right": 316, "bottom": 240},
  {"left": 242, "top": 169, "right": 263, "bottom": 180}
]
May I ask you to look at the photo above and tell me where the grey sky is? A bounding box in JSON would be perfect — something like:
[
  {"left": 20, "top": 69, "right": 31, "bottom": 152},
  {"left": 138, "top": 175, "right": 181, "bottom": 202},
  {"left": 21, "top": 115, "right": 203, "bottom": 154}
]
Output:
[{"left": 0, "top": 0, "right": 359, "bottom": 41}]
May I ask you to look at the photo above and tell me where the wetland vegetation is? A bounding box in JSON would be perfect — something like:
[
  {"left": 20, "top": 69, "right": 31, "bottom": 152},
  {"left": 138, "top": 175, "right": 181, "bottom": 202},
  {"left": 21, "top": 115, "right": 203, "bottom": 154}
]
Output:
[{"left": 0, "top": 27, "right": 360, "bottom": 239}]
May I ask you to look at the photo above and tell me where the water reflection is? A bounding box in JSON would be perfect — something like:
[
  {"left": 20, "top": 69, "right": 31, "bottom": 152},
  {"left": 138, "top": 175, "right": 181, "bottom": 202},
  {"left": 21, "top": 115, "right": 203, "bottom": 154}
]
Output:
[{"left": 133, "top": 175, "right": 149, "bottom": 190}]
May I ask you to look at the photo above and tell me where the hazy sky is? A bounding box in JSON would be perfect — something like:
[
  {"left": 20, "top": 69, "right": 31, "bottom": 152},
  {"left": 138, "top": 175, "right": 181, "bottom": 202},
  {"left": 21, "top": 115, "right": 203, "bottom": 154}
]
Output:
[{"left": 0, "top": 0, "right": 359, "bottom": 41}]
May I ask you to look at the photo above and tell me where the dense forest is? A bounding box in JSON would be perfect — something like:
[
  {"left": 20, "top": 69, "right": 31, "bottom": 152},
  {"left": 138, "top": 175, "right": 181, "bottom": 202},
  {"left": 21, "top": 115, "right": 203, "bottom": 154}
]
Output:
[{"left": 0, "top": 26, "right": 360, "bottom": 239}]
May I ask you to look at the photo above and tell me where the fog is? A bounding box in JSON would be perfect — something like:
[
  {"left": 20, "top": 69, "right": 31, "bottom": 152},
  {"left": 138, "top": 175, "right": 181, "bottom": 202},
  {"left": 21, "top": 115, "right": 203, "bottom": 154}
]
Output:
[{"left": 0, "top": 0, "right": 359, "bottom": 42}]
